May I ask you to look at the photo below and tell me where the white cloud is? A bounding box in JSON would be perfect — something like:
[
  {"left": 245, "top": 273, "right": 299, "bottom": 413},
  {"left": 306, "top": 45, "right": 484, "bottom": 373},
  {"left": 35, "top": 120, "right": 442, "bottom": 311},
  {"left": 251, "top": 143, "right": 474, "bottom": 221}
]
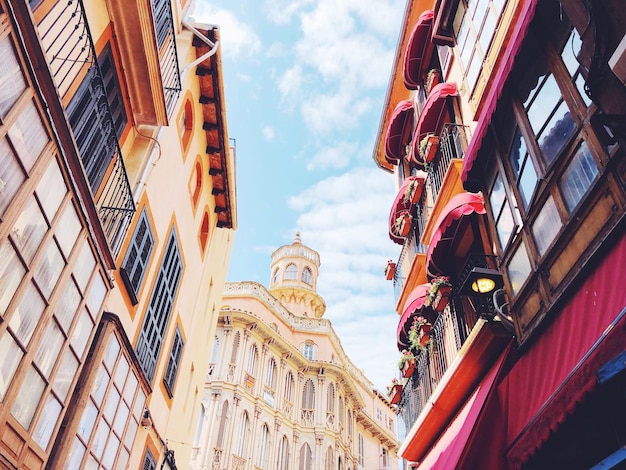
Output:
[
  {"left": 262, "top": 126, "right": 275, "bottom": 141},
  {"left": 306, "top": 141, "right": 356, "bottom": 170},
  {"left": 288, "top": 167, "right": 400, "bottom": 390},
  {"left": 278, "top": 64, "right": 304, "bottom": 106},
  {"left": 193, "top": 4, "right": 262, "bottom": 59},
  {"left": 264, "top": 0, "right": 314, "bottom": 25}
]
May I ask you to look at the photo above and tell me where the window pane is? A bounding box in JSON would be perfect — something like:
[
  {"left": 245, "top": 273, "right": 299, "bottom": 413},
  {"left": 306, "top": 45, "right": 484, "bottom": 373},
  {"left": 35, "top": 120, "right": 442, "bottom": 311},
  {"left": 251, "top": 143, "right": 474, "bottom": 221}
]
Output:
[
  {"left": 125, "top": 417, "right": 138, "bottom": 448},
  {"left": 537, "top": 101, "right": 576, "bottom": 165},
  {"left": 102, "top": 433, "right": 120, "bottom": 468},
  {"left": 559, "top": 141, "right": 598, "bottom": 212},
  {"left": 33, "top": 240, "right": 65, "bottom": 299},
  {"left": 7, "top": 100, "right": 49, "bottom": 172},
  {"left": 123, "top": 371, "right": 138, "bottom": 405},
  {"left": 0, "top": 138, "right": 26, "bottom": 217},
  {"left": 532, "top": 195, "right": 561, "bottom": 256},
  {"left": 91, "top": 364, "right": 110, "bottom": 407},
  {"left": 52, "top": 349, "right": 79, "bottom": 402},
  {"left": 11, "top": 366, "right": 45, "bottom": 429},
  {"left": 56, "top": 202, "right": 81, "bottom": 258},
  {"left": 86, "top": 272, "right": 106, "bottom": 317},
  {"left": 11, "top": 195, "right": 48, "bottom": 263},
  {"left": 517, "top": 155, "right": 538, "bottom": 209},
  {"left": 103, "top": 387, "right": 120, "bottom": 423},
  {"left": 70, "top": 307, "right": 94, "bottom": 358},
  {"left": 92, "top": 420, "right": 110, "bottom": 459},
  {"left": 36, "top": 158, "right": 67, "bottom": 222},
  {"left": 114, "top": 355, "right": 129, "bottom": 388},
  {"left": 495, "top": 202, "right": 515, "bottom": 250},
  {"left": 507, "top": 242, "right": 532, "bottom": 295},
  {"left": 64, "top": 438, "right": 86, "bottom": 470},
  {"left": 113, "top": 401, "right": 129, "bottom": 436},
  {"left": 73, "top": 240, "right": 95, "bottom": 293},
  {"left": 9, "top": 281, "right": 45, "bottom": 345},
  {"left": 33, "top": 394, "right": 62, "bottom": 449},
  {"left": 78, "top": 400, "right": 98, "bottom": 441},
  {"left": 104, "top": 335, "right": 121, "bottom": 371},
  {"left": 0, "top": 240, "right": 25, "bottom": 316},
  {"left": 34, "top": 322, "right": 65, "bottom": 378},
  {"left": 55, "top": 280, "right": 81, "bottom": 333},
  {"left": 526, "top": 75, "right": 561, "bottom": 134},
  {"left": 0, "top": 37, "right": 27, "bottom": 117},
  {"left": 0, "top": 333, "right": 23, "bottom": 402}
]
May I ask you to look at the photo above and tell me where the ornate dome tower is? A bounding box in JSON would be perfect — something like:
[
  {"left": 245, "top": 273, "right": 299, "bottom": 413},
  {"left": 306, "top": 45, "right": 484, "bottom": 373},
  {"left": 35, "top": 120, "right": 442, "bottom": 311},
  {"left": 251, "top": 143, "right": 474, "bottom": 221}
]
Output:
[{"left": 268, "top": 232, "right": 326, "bottom": 318}]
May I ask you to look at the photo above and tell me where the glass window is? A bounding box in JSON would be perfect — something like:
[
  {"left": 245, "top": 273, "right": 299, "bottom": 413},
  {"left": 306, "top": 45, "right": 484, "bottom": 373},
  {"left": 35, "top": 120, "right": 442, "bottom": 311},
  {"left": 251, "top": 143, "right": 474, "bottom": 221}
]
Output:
[
  {"left": 36, "top": 158, "right": 67, "bottom": 222},
  {"left": 0, "top": 240, "right": 25, "bottom": 317},
  {"left": 9, "top": 281, "right": 46, "bottom": 346},
  {"left": 0, "top": 138, "right": 26, "bottom": 217},
  {"left": 0, "top": 333, "right": 23, "bottom": 402},
  {"left": 507, "top": 242, "right": 532, "bottom": 295},
  {"left": 303, "top": 343, "right": 314, "bottom": 361},
  {"left": 52, "top": 349, "right": 79, "bottom": 402},
  {"left": 7, "top": 100, "right": 49, "bottom": 173},
  {"left": 284, "top": 263, "right": 297, "bottom": 280},
  {"left": 55, "top": 279, "right": 81, "bottom": 333},
  {"left": 163, "top": 326, "right": 184, "bottom": 397},
  {"left": 121, "top": 208, "right": 154, "bottom": 298},
  {"left": 0, "top": 36, "right": 27, "bottom": 118},
  {"left": 56, "top": 202, "right": 82, "bottom": 258},
  {"left": 11, "top": 195, "right": 48, "bottom": 263},
  {"left": 532, "top": 195, "right": 561, "bottom": 256},
  {"left": 11, "top": 366, "right": 46, "bottom": 429},
  {"left": 301, "top": 267, "right": 313, "bottom": 285},
  {"left": 509, "top": 128, "right": 537, "bottom": 209},
  {"left": 34, "top": 322, "right": 65, "bottom": 378},
  {"left": 559, "top": 141, "right": 598, "bottom": 212},
  {"left": 489, "top": 173, "right": 516, "bottom": 250},
  {"left": 33, "top": 240, "right": 65, "bottom": 299},
  {"left": 74, "top": 240, "right": 96, "bottom": 293},
  {"left": 33, "top": 394, "right": 62, "bottom": 449}
]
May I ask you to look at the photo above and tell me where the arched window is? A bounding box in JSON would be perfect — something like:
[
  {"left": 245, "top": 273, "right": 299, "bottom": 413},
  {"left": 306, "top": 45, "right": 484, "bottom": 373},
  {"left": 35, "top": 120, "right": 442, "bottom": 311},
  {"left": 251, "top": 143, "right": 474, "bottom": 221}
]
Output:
[
  {"left": 338, "top": 395, "right": 345, "bottom": 430},
  {"left": 284, "top": 372, "right": 294, "bottom": 403},
  {"left": 326, "top": 383, "right": 335, "bottom": 414},
  {"left": 230, "top": 332, "right": 240, "bottom": 364},
  {"left": 284, "top": 263, "right": 297, "bottom": 280},
  {"left": 191, "top": 160, "right": 202, "bottom": 207},
  {"left": 179, "top": 97, "right": 193, "bottom": 153},
  {"left": 358, "top": 434, "right": 364, "bottom": 466},
  {"left": 236, "top": 411, "right": 250, "bottom": 458},
  {"left": 272, "top": 268, "right": 280, "bottom": 285},
  {"left": 216, "top": 400, "right": 229, "bottom": 448},
  {"left": 256, "top": 423, "right": 270, "bottom": 469},
  {"left": 277, "top": 435, "right": 290, "bottom": 470},
  {"left": 301, "top": 379, "right": 315, "bottom": 426},
  {"left": 192, "top": 403, "right": 205, "bottom": 448},
  {"left": 347, "top": 409, "right": 353, "bottom": 438},
  {"left": 299, "top": 443, "right": 312, "bottom": 470},
  {"left": 199, "top": 210, "right": 210, "bottom": 253},
  {"left": 325, "top": 446, "right": 334, "bottom": 470},
  {"left": 301, "top": 266, "right": 312, "bottom": 285},
  {"left": 303, "top": 342, "right": 315, "bottom": 361},
  {"left": 247, "top": 344, "right": 258, "bottom": 376},
  {"left": 265, "top": 358, "right": 277, "bottom": 390}
]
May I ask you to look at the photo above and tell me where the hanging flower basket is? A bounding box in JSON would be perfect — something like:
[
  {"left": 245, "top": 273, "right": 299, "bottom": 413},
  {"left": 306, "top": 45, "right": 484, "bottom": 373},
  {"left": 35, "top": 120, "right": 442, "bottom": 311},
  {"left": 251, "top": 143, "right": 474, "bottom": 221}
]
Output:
[
  {"left": 385, "top": 260, "right": 396, "bottom": 280},
  {"left": 418, "top": 323, "right": 432, "bottom": 347},
  {"left": 398, "top": 350, "right": 416, "bottom": 378},
  {"left": 394, "top": 212, "right": 412, "bottom": 238},
  {"left": 408, "top": 316, "right": 432, "bottom": 351},
  {"left": 387, "top": 383, "right": 403, "bottom": 404},
  {"left": 426, "top": 68, "right": 441, "bottom": 95},
  {"left": 425, "top": 276, "right": 452, "bottom": 313}
]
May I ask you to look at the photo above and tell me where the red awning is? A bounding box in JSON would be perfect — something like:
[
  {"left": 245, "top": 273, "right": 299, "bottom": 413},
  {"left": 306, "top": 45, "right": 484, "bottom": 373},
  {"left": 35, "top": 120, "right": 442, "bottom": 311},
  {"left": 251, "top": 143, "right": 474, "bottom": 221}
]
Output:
[
  {"left": 425, "top": 192, "right": 485, "bottom": 278},
  {"left": 397, "top": 283, "right": 432, "bottom": 350},
  {"left": 385, "top": 100, "right": 415, "bottom": 165},
  {"left": 411, "top": 82, "right": 458, "bottom": 163},
  {"left": 500, "top": 231, "right": 626, "bottom": 469},
  {"left": 388, "top": 173, "right": 426, "bottom": 245},
  {"left": 461, "top": 0, "right": 539, "bottom": 188},
  {"left": 403, "top": 10, "right": 435, "bottom": 90},
  {"left": 414, "top": 345, "right": 510, "bottom": 469}
]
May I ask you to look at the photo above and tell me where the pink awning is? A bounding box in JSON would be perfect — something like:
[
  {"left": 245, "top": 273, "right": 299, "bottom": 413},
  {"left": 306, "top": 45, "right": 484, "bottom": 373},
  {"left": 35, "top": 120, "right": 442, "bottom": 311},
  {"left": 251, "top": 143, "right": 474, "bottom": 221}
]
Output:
[
  {"left": 461, "top": 0, "right": 539, "bottom": 188},
  {"left": 385, "top": 100, "right": 415, "bottom": 165},
  {"left": 414, "top": 345, "right": 510, "bottom": 469},
  {"left": 411, "top": 82, "right": 458, "bottom": 163},
  {"left": 501, "top": 231, "right": 626, "bottom": 468},
  {"left": 397, "top": 283, "right": 432, "bottom": 350},
  {"left": 426, "top": 192, "right": 485, "bottom": 278},
  {"left": 403, "top": 10, "right": 435, "bottom": 90},
  {"left": 388, "top": 174, "right": 426, "bottom": 245}
]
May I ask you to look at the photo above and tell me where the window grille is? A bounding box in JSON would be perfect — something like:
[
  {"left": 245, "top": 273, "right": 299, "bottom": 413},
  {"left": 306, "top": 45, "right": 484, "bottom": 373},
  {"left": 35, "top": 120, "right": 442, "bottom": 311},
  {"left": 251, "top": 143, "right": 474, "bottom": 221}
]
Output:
[{"left": 163, "top": 326, "right": 184, "bottom": 397}]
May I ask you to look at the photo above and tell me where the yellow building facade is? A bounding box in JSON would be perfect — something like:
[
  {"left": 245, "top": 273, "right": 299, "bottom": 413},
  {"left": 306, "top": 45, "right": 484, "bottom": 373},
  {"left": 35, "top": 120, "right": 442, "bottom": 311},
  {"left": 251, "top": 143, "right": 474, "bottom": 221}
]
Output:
[
  {"left": 192, "top": 235, "right": 399, "bottom": 470},
  {"left": 0, "top": 0, "right": 234, "bottom": 468}
]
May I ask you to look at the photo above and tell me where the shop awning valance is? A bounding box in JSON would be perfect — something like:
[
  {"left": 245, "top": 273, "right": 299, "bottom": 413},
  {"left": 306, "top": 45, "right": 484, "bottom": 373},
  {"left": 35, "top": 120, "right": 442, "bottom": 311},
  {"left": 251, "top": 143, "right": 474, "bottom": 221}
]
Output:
[
  {"left": 426, "top": 192, "right": 485, "bottom": 278},
  {"left": 403, "top": 10, "right": 435, "bottom": 90},
  {"left": 384, "top": 99, "right": 415, "bottom": 165},
  {"left": 388, "top": 173, "right": 426, "bottom": 245},
  {"left": 397, "top": 283, "right": 432, "bottom": 350},
  {"left": 411, "top": 82, "right": 458, "bottom": 162}
]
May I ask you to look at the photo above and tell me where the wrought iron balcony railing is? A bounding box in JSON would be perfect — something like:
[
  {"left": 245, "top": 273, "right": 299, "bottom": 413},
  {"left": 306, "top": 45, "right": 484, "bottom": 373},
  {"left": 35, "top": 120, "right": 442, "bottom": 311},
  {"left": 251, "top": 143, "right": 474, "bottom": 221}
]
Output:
[
  {"left": 425, "top": 123, "right": 470, "bottom": 201},
  {"left": 36, "top": 0, "right": 135, "bottom": 258},
  {"left": 393, "top": 215, "right": 428, "bottom": 301},
  {"left": 397, "top": 297, "right": 477, "bottom": 430},
  {"left": 151, "top": 0, "right": 182, "bottom": 114}
]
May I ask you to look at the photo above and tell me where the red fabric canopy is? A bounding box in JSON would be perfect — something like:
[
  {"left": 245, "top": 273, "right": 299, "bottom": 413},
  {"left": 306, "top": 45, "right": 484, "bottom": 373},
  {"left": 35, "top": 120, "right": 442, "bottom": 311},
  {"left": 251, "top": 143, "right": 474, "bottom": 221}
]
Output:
[
  {"left": 385, "top": 100, "right": 415, "bottom": 165},
  {"left": 397, "top": 283, "right": 432, "bottom": 350},
  {"left": 403, "top": 10, "right": 435, "bottom": 90},
  {"left": 411, "top": 82, "right": 457, "bottom": 163},
  {"left": 389, "top": 173, "right": 427, "bottom": 245},
  {"left": 415, "top": 344, "right": 510, "bottom": 469},
  {"left": 500, "top": 231, "right": 626, "bottom": 468},
  {"left": 425, "top": 192, "right": 485, "bottom": 278},
  {"left": 460, "top": 0, "right": 539, "bottom": 188}
]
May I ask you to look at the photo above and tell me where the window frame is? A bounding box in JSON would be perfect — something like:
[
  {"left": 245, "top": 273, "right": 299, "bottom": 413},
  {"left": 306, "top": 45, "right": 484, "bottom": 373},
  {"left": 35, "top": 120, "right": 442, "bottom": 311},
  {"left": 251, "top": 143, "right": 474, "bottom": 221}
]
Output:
[
  {"left": 120, "top": 208, "right": 154, "bottom": 305},
  {"left": 163, "top": 325, "right": 184, "bottom": 397}
]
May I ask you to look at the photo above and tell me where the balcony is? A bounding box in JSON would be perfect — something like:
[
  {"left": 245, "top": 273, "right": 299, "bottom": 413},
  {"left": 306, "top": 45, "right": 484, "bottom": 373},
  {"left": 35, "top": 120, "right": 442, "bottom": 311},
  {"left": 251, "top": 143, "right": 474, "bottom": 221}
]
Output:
[
  {"left": 397, "top": 297, "right": 477, "bottom": 430},
  {"left": 393, "top": 215, "right": 428, "bottom": 302},
  {"left": 425, "top": 123, "right": 469, "bottom": 201},
  {"left": 36, "top": 0, "right": 135, "bottom": 258}
]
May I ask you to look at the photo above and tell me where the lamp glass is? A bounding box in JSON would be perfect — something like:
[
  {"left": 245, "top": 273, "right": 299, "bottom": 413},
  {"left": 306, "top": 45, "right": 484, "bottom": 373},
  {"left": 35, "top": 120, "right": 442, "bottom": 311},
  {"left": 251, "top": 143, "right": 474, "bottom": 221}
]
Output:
[{"left": 471, "top": 277, "right": 496, "bottom": 294}]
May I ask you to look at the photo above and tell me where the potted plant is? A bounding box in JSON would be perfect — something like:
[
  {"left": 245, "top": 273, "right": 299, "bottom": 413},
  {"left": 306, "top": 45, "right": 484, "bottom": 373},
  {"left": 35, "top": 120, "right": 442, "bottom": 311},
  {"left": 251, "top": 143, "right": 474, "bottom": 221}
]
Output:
[
  {"left": 425, "top": 276, "right": 452, "bottom": 312},
  {"left": 398, "top": 350, "right": 416, "bottom": 378},
  {"left": 402, "top": 178, "right": 420, "bottom": 205},
  {"left": 385, "top": 260, "right": 396, "bottom": 280},
  {"left": 386, "top": 378, "right": 403, "bottom": 404},
  {"left": 408, "top": 315, "right": 432, "bottom": 350},
  {"left": 394, "top": 212, "right": 412, "bottom": 238},
  {"left": 418, "top": 133, "right": 440, "bottom": 162},
  {"left": 425, "top": 68, "right": 441, "bottom": 94}
]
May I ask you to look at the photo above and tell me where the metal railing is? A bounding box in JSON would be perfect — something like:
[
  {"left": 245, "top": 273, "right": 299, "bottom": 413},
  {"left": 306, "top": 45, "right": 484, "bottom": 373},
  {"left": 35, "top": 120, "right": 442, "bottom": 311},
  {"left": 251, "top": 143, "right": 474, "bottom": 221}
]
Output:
[
  {"left": 425, "top": 123, "right": 470, "bottom": 201},
  {"left": 393, "top": 216, "right": 427, "bottom": 301},
  {"left": 397, "top": 297, "right": 478, "bottom": 430},
  {"left": 36, "top": 0, "right": 135, "bottom": 258}
]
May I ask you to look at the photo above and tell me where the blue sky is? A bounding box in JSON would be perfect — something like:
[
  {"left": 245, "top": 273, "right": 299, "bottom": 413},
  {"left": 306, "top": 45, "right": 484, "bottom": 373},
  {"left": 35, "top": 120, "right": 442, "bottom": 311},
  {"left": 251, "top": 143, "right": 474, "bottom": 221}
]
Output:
[{"left": 195, "top": 0, "right": 406, "bottom": 393}]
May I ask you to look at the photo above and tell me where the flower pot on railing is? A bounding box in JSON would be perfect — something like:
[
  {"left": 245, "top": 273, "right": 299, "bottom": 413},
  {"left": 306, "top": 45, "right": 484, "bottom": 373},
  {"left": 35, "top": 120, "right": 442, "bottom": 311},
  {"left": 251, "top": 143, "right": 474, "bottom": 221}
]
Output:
[
  {"left": 408, "top": 316, "right": 432, "bottom": 351},
  {"left": 394, "top": 213, "right": 413, "bottom": 238},
  {"left": 385, "top": 260, "right": 396, "bottom": 280},
  {"left": 418, "top": 323, "right": 432, "bottom": 347},
  {"left": 425, "top": 276, "right": 452, "bottom": 313},
  {"left": 418, "top": 133, "right": 439, "bottom": 163},
  {"left": 426, "top": 69, "right": 441, "bottom": 95},
  {"left": 401, "top": 358, "right": 415, "bottom": 378},
  {"left": 387, "top": 383, "right": 403, "bottom": 404}
]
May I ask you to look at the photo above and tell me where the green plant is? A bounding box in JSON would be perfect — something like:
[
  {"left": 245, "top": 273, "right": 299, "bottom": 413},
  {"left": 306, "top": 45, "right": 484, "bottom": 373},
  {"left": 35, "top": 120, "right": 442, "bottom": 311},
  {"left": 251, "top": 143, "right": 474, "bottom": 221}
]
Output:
[
  {"left": 386, "top": 377, "right": 400, "bottom": 395},
  {"left": 402, "top": 179, "right": 417, "bottom": 204},
  {"left": 419, "top": 133, "right": 434, "bottom": 158},
  {"left": 398, "top": 349, "right": 416, "bottom": 369},
  {"left": 425, "top": 276, "right": 452, "bottom": 307},
  {"left": 408, "top": 316, "right": 428, "bottom": 350},
  {"left": 426, "top": 68, "right": 441, "bottom": 83}
]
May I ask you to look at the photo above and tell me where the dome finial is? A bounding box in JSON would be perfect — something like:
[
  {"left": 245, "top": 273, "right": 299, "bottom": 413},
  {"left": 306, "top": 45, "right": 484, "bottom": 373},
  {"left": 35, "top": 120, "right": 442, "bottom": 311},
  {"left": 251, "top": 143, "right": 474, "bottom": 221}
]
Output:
[{"left": 293, "top": 231, "right": 302, "bottom": 245}]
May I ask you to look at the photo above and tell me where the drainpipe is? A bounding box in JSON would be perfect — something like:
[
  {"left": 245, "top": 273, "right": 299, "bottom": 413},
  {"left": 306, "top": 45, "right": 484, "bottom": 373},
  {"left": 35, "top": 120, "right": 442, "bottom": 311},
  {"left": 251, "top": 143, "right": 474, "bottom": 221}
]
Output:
[{"left": 180, "top": 18, "right": 220, "bottom": 82}]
